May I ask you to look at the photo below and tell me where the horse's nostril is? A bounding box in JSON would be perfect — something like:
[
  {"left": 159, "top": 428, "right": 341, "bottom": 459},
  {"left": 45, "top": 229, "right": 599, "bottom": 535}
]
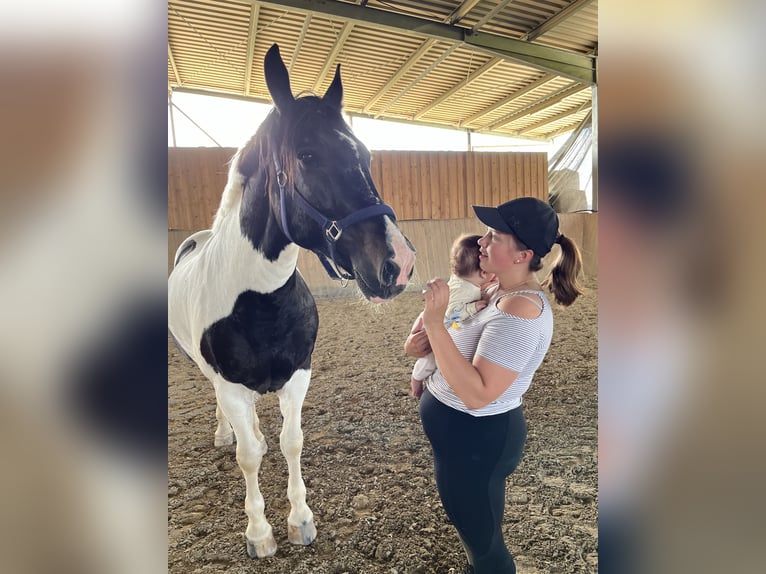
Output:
[{"left": 381, "top": 260, "right": 399, "bottom": 285}]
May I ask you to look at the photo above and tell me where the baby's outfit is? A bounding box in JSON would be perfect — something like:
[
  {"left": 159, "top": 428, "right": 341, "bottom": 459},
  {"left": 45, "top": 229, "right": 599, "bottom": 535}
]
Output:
[{"left": 411, "top": 274, "right": 482, "bottom": 383}]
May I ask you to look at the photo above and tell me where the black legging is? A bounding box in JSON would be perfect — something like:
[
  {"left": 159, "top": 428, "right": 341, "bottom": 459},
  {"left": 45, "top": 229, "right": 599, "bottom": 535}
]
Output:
[{"left": 419, "top": 387, "right": 527, "bottom": 574}]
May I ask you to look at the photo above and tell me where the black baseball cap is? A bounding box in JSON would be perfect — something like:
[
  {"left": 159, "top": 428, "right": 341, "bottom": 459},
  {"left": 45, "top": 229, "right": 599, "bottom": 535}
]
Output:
[{"left": 472, "top": 197, "right": 559, "bottom": 257}]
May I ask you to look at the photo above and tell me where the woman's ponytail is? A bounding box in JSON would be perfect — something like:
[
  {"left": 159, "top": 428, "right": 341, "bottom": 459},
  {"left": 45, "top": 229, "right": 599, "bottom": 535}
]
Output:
[{"left": 545, "top": 233, "right": 583, "bottom": 306}]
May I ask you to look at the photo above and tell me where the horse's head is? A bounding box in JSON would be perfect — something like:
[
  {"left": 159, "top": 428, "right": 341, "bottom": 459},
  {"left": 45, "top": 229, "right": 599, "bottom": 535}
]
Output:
[{"left": 256, "top": 44, "right": 415, "bottom": 302}]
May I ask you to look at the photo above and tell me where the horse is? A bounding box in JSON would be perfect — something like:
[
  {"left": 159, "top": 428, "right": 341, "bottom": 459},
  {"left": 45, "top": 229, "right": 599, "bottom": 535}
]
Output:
[{"left": 168, "top": 43, "right": 416, "bottom": 558}]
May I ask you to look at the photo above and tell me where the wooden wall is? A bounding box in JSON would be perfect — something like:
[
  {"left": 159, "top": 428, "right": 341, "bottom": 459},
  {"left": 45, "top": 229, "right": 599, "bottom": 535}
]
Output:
[{"left": 168, "top": 148, "right": 548, "bottom": 229}]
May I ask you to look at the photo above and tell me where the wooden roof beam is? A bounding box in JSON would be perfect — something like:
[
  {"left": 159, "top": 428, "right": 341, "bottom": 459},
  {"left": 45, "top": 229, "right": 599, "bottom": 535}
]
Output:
[
  {"left": 487, "top": 83, "right": 588, "bottom": 131},
  {"left": 252, "top": 0, "right": 595, "bottom": 84},
  {"left": 520, "top": 0, "right": 596, "bottom": 42},
  {"left": 313, "top": 21, "right": 355, "bottom": 93},
  {"left": 243, "top": 2, "right": 260, "bottom": 95}
]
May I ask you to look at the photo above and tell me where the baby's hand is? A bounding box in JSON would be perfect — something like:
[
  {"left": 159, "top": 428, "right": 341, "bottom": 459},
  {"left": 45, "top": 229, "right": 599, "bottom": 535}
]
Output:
[{"left": 475, "top": 299, "right": 488, "bottom": 312}]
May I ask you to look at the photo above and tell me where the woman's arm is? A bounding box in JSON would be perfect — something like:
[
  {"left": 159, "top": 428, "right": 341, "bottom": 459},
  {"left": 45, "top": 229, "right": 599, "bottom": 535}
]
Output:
[{"left": 422, "top": 278, "right": 521, "bottom": 409}]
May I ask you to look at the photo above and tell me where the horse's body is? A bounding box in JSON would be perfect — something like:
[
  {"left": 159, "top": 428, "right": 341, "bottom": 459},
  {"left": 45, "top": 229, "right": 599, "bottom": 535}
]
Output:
[{"left": 168, "top": 44, "right": 415, "bottom": 558}]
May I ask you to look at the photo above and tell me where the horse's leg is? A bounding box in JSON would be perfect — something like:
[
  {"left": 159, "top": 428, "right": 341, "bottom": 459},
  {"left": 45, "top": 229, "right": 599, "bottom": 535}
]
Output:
[
  {"left": 213, "top": 377, "right": 276, "bottom": 558},
  {"left": 213, "top": 401, "right": 234, "bottom": 446},
  {"left": 276, "top": 369, "right": 316, "bottom": 546}
]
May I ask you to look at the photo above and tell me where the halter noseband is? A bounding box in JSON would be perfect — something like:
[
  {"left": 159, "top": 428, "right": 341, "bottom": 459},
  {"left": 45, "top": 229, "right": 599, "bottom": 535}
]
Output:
[{"left": 273, "top": 152, "right": 396, "bottom": 282}]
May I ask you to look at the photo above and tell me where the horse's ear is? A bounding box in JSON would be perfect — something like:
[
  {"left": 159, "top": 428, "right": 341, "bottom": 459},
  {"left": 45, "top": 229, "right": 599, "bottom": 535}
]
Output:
[
  {"left": 323, "top": 64, "right": 343, "bottom": 110},
  {"left": 264, "top": 44, "right": 294, "bottom": 112}
]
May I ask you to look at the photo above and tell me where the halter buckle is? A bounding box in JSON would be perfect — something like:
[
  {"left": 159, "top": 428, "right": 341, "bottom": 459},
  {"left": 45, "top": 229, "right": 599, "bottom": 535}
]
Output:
[{"left": 326, "top": 221, "right": 343, "bottom": 241}]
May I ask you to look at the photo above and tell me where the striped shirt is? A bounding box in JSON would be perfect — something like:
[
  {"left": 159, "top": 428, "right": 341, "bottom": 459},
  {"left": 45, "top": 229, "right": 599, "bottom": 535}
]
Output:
[{"left": 426, "top": 288, "right": 554, "bottom": 416}]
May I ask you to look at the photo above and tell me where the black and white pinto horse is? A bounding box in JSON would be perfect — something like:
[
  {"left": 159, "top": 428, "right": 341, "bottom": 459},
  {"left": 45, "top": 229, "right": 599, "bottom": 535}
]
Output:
[{"left": 168, "top": 44, "right": 416, "bottom": 558}]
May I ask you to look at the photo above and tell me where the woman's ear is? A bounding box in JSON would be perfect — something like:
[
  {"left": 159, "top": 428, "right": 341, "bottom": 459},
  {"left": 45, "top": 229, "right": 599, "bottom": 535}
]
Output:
[{"left": 518, "top": 249, "right": 533, "bottom": 262}]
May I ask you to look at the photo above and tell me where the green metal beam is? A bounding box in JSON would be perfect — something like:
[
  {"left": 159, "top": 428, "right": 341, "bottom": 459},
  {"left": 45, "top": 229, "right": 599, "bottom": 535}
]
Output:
[{"left": 251, "top": 0, "right": 595, "bottom": 84}]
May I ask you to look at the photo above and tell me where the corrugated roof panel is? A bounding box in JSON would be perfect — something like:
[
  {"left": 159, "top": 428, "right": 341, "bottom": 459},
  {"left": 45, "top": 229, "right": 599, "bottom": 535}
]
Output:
[{"left": 168, "top": 0, "right": 597, "bottom": 140}]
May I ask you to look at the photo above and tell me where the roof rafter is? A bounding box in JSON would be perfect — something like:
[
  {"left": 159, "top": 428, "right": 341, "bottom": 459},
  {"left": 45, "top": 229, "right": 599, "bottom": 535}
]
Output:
[
  {"left": 168, "top": 42, "right": 181, "bottom": 86},
  {"left": 520, "top": 0, "right": 596, "bottom": 42},
  {"left": 362, "top": 39, "right": 437, "bottom": 114},
  {"left": 289, "top": 13, "right": 313, "bottom": 74},
  {"left": 462, "top": 73, "right": 555, "bottom": 125},
  {"left": 470, "top": 0, "right": 515, "bottom": 32},
  {"left": 247, "top": 0, "right": 595, "bottom": 84},
  {"left": 243, "top": 2, "right": 260, "bottom": 95},
  {"left": 313, "top": 21, "right": 354, "bottom": 93},
  {"left": 514, "top": 102, "right": 592, "bottom": 135},
  {"left": 375, "top": 43, "right": 460, "bottom": 119},
  {"left": 486, "top": 82, "right": 588, "bottom": 131},
  {"left": 447, "top": 0, "right": 483, "bottom": 25},
  {"left": 414, "top": 57, "right": 502, "bottom": 120}
]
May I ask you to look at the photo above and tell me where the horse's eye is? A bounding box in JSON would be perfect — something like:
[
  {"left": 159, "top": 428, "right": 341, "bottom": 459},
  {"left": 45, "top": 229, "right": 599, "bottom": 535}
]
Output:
[{"left": 297, "top": 151, "right": 315, "bottom": 163}]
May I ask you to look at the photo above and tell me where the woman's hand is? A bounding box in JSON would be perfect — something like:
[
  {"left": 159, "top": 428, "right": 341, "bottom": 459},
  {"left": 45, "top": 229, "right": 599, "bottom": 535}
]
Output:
[
  {"left": 422, "top": 278, "right": 449, "bottom": 331},
  {"left": 404, "top": 313, "right": 431, "bottom": 357}
]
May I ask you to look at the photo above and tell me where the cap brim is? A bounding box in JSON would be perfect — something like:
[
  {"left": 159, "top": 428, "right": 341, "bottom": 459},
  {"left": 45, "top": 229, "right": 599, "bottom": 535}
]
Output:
[{"left": 472, "top": 205, "right": 514, "bottom": 234}]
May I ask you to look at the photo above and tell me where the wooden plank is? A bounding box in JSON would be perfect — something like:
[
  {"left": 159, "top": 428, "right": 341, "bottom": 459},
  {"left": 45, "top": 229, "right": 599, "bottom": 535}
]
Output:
[
  {"left": 408, "top": 152, "right": 420, "bottom": 220},
  {"left": 417, "top": 153, "right": 432, "bottom": 219},
  {"left": 523, "top": 153, "right": 532, "bottom": 199},
  {"left": 485, "top": 154, "right": 495, "bottom": 205}
]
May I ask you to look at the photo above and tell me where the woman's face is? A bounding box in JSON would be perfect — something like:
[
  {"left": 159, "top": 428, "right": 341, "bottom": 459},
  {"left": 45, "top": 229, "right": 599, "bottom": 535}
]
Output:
[{"left": 478, "top": 228, "right": 520, "bottom": 274}]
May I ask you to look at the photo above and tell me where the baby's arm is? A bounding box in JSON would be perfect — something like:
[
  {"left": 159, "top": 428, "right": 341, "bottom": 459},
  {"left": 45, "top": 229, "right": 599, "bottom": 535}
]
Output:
[{"left": 455, "top": 298, "right": 488, "bottom": 319}]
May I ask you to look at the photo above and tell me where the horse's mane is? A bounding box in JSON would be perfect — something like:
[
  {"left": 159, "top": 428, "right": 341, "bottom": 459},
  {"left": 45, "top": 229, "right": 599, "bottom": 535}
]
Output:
[{"left": 211, "top": 95, "right": 343, "bottom": 234}]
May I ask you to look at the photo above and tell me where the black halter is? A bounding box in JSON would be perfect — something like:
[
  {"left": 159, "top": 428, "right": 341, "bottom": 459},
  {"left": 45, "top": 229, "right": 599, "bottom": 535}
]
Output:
[{"left": 273, "top": 152, "right": 396, "bottom": 282}]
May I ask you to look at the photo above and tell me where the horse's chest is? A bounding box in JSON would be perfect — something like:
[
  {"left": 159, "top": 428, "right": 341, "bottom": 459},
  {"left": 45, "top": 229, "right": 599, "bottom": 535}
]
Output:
[{"left": 199, "top": 282, "right": 319, "bottom": 394}]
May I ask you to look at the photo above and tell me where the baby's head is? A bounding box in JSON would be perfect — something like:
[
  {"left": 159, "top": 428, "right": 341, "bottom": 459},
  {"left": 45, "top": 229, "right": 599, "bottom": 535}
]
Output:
[{"left": 450, "top": 234, "right": 495, "bottom": 287}]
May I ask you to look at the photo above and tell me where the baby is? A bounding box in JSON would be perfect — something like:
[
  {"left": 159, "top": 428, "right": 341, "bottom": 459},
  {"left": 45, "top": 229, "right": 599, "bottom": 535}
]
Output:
[{"left": 409, "top": 233, "right": 496, "bottom": 398}]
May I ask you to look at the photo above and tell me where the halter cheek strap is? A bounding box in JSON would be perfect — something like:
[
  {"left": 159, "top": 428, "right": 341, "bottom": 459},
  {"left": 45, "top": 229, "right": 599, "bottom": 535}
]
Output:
[{"left": 273, "top": 152, "right": 396, "bottom": 282}]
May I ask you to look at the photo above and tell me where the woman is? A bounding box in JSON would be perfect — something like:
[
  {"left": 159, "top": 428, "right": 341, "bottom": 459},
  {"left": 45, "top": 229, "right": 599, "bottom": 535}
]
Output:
[{"left": 404, "top": 197, "right": 583, "bottom": 574}]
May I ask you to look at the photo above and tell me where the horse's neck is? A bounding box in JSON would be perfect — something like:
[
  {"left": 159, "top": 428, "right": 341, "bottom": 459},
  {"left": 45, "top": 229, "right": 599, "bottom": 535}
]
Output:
[{"left": 208, "top": 154, "right": 299, "bottom": 293}]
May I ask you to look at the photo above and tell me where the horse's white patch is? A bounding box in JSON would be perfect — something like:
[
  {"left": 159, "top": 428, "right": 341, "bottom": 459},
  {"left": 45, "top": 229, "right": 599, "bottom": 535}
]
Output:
[
  {"left": 334, "top": 129, "right": 359, "bottom": 159},
  {"left": 384, "top": 217, "right": 416, "bottom": 286},
  {"left": 168, "top": 201, "right": 299, "bottom": 363}
]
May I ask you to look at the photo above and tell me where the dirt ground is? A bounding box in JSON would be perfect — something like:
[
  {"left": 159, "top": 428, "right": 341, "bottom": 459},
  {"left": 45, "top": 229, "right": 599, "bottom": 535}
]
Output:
[{"left": 168, "top": 279, "right": 598, "bottom": 574}]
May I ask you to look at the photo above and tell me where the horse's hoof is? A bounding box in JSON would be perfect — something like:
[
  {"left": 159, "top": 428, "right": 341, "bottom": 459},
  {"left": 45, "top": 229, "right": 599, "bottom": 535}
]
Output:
[
  {"left": 287, "top": 519, "right": 317, "bottom": 546},
  {"left": 214, "top": 433, "right": 234, "bottom": 447},
  {"left": 245, "top": 535, "right": 277, "bottom": 558}
]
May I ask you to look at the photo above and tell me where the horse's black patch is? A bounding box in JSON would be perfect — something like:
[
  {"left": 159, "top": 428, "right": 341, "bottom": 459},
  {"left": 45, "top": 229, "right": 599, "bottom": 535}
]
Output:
[{"left": 199, "top": 272, "right": 318, "bottom": 394}]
